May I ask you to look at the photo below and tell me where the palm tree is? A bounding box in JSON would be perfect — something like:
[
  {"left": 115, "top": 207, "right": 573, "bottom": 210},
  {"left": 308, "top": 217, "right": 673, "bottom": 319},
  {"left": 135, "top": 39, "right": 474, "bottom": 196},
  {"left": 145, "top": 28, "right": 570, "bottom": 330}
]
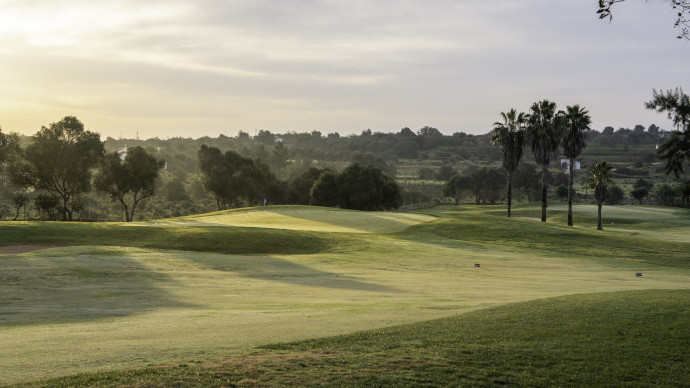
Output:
[
  {"left": 491, "top": 109, "right": 527, "bottom": 217},
  {"left": 587, "top": 161, "right": 614, "bottom": 231},
  {"left": 526, "top": 100, "right": 565, "bottom": 222},
  {"left": 562, "top": 105, "right": 592, "bottom": 226}
]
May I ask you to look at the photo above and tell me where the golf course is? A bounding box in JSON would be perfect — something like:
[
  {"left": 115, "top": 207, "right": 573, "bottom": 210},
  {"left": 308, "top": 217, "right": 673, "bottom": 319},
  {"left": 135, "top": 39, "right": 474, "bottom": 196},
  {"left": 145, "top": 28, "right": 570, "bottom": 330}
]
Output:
[{"left": 1, "top": 204, "right": 688, "bottom": 386}]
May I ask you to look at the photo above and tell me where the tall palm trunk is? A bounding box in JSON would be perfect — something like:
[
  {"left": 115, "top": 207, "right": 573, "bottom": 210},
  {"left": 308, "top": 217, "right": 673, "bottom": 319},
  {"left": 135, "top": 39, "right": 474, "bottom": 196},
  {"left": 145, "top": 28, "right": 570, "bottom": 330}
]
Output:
[
  {"left": 597, "top": 199, "right": 603, "bottom": 230},
  {"left": 567, "top": 157, "right": 574, "bottom": 226},
  {"left": 540, "top": 165, "right": 548, "bottom": 222},
  {"left": 507, "top": 171, "right": 513, "bottom": 217}
]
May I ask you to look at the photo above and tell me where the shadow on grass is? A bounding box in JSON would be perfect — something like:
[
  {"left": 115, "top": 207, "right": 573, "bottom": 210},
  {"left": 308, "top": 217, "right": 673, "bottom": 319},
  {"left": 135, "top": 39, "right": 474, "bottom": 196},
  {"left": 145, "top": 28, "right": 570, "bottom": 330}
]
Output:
[
  {"left": 185, "top": 254, "right": 405, "bottom": 293},
  {"left": 0, "top": 247, "right": 193, "bottom": 327}
]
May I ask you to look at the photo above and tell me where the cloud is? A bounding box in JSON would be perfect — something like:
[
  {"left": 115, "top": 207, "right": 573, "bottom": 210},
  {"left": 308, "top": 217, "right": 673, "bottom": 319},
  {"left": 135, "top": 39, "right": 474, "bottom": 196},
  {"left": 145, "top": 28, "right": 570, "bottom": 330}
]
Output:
[{"left": 0, "top": 0, "right": 687, "bottom": 138}]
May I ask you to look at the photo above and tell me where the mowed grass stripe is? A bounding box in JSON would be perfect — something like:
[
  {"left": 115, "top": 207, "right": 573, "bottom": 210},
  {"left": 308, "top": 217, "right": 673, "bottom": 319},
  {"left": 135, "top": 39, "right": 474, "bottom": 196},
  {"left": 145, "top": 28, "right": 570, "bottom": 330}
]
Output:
[
  {"left": 0, "top": 222, "right": 360, "bottom": 255},
  {"left": 16, "top": 289, "right": 689, "bottom": 387},
  {"left": 406, "top": 205, "right": 690, "bottom": 269}
]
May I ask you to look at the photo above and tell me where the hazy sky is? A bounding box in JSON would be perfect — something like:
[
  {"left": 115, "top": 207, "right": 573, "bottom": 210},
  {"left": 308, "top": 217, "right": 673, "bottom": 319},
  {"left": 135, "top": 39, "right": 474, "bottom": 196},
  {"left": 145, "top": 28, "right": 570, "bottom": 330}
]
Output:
[{"left": 0, "top": 1, "right": 688, "bottom": 139}]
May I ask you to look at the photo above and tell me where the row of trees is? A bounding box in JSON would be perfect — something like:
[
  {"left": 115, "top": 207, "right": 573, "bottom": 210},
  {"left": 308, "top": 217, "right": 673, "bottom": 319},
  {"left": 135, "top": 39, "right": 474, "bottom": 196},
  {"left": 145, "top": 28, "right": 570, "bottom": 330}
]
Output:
[
  {"left": 2, "top": 117, "right": 165, "bottom": 221},
  {"left": 490, "top": 100, "right": 593, "bottom": 225},
  {"left": 489, "top": 88, "right": 690, "bottom": 230},
  {"left": 197, "top": 145, "right": 403, "bottom": 212}
]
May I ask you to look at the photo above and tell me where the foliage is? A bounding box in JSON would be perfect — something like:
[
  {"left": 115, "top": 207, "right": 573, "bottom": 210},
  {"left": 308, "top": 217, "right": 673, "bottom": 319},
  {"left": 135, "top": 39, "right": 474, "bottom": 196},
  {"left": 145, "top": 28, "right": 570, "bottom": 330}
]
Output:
[
  {"left": 310, "top": 170, "right": 340, "bottom": 207},
  {"left": 605, "top": 185, "right": 625, "bottom": 205},
  {"left": 598, "top": 0, "right": 690, "bottom": 40},
  {"left": 491, "top": 108, "right": 527, "bottom": 216},
  {"left": 443, "top": 174, "right": 470, "bottom": 205},
  {"left": 337, "top": 163, "right": 402, "bottom": 211},
  {"left": 630, "top": 187, "right": 649, "bottom": 204},
  {"left": 436, "top": 164, "right": 456, "bottom": 181},
  {"left": 164, "top": 178, "right": 190, "bottom": 202},
  {"left": 0, "top": 128, "right": 21, "bottom": 169},
  {"left": 527, "top": 100, "right": 566, "bottom": 221},
  {"left": 468, "top": 167, "right": 505, "bottom": 205},
  {"left": 197, "top": 144, "right": 275, "bottom": 210},
  {"left": 33, "top": 193, "right": 60, "bottom": 220},
  {"left": 647, "top": 88, "right": 690, "bottom": 177},
  {"left": 656, "top": 182, "right": 681, "bottom": 206},
  {"left": 310, "top": 164, "right": 402, "bottom": 210},
  {"left": 11, "top": 191, "right": 29, "bottom": 221},
  {"left": 587, "top": 161, "right": 615, "bottom": 230},
  {"left": 9, "top": 116, "right": 104, "bottom": 220},
  {"left": 288, "top": 167, "right": 329, "bottom": 205},
  {"left": 94, "top": 146, "right": 165, "bottom": 222}
]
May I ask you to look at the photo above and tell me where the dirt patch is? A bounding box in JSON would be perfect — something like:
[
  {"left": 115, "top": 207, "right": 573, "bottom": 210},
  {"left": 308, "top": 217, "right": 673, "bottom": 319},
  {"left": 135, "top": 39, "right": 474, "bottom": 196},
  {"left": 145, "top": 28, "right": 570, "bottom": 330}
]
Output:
[{"left": 0, "top": 245, "right": 60, "bottom": 255}]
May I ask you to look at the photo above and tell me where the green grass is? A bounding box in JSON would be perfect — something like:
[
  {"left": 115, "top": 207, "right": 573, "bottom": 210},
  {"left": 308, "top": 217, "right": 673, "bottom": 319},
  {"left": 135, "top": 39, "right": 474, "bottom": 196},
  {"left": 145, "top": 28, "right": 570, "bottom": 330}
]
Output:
[
  {"left": 14, "top": 289, "right": 689, "bottom": 387},
  {"left": 1, "top": 204, "right": 688, "bottom": 386}
]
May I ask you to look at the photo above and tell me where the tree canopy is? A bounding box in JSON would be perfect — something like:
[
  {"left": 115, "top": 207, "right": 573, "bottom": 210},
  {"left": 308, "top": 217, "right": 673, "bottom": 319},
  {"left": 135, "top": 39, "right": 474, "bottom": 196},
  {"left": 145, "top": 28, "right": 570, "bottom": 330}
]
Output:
[
  {"left": 94, "top": 146, "right": 165, "bottom": 222},
  {"left": 648, "top": 88, "right": 690, "bottom": 177},
  {"left": 10, "top": 116, "right": 104, "bottom": 220}
]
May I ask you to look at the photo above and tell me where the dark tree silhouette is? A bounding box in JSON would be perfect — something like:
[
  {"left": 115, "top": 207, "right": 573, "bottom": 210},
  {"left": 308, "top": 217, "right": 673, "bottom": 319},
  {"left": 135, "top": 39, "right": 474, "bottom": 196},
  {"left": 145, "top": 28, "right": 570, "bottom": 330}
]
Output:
[
  {"left": 598, "top": 0, "right": 690, "bottom": 40},
  {"left": 562, "top": 105, "right": 592, "bottom": 226},
  {"left": 491, "top": 109, "right": 527, "bottom": 217}
]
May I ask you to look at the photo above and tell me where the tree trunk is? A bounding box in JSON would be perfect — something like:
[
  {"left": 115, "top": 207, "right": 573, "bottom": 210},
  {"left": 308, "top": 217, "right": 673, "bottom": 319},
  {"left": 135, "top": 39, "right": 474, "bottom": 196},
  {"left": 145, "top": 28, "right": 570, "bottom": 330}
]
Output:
[
  {"left": 507, "top": 170, "right": 513, "bottom": 217},
  {"left": 541, "top": 165, "right": 548, "bottom": 222},
  {"left": 13, "top": 206, "right": 20, "bottom": 221},
  {"left": 567, "top": 157, "right": 574, "bottom": 226},
  {"left": 597, "top": 200, "right": 603, "bottom": 230}
]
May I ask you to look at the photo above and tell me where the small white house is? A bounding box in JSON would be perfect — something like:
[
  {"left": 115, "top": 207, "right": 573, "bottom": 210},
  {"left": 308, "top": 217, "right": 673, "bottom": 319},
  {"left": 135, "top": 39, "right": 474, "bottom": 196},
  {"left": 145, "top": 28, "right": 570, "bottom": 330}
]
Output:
[{"left": 560, "top": 159, "right": 581, "bottom": 174}]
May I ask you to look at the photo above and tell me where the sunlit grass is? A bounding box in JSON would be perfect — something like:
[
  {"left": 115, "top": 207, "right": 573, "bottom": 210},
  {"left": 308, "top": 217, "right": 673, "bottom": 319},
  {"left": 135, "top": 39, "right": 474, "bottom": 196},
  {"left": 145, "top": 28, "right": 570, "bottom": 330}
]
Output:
[
  {"left": 0, "top": 204, "right": 688, "bottom": 385},
  {"left": 17, "top": 289, "right": 690, "bottom": 387}
]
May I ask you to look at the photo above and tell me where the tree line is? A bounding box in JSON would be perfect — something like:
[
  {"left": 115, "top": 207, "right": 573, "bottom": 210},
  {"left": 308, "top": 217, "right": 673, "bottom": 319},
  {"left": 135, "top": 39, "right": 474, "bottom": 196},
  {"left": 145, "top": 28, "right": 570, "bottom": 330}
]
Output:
[{"left": 0, "top": 87, "right": 687, "bottom": 221}]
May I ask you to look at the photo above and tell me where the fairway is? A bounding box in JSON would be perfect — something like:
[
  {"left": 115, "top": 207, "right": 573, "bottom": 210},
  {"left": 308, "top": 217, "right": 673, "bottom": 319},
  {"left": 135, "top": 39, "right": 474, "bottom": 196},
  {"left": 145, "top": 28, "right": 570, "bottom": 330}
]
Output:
[
  {"left": 130, "top": 205, "right": 436, "bottom": 233},
  {"left": 1, "top": 204, "right": 689, "bottom": 385}
]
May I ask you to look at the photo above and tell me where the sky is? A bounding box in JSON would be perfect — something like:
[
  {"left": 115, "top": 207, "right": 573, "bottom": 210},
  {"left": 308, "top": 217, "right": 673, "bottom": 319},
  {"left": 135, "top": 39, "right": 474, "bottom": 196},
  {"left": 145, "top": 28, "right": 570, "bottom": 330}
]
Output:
[{"left": 0, "top": 0, "right": 688, "bottom": 139}]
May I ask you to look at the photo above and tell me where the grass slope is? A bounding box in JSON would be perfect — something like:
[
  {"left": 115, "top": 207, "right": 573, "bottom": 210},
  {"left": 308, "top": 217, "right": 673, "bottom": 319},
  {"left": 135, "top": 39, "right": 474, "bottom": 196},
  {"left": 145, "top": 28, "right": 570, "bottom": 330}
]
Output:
[
  {"left": 15, "top": 289, "right": 689, "bottom": 387},
  {"left": 0, "top": 204, "right": 688, "bottom": 385}
]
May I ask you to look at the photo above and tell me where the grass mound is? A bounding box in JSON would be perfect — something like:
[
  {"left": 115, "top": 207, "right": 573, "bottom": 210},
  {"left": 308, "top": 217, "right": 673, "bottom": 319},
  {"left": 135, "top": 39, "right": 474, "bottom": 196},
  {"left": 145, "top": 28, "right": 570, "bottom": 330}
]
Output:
[{"left": 18, "top": 289, "right": 689, "bottom": 387}]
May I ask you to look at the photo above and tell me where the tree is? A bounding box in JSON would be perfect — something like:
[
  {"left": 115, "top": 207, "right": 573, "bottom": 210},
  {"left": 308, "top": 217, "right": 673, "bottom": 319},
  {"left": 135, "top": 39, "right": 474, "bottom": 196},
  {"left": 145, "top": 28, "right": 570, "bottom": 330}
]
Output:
[
  {"left": 556, "top": 185, "right": 569, "bottom": 201},
  {"left": 10, "top": 116, "right": 104, "bottom": 221},
  {"left": 631, "top": 178, "right": 654, "bottom": 204},
  {"left": 527, "top": 100, "right": 565, "bottom": 222},
  {"left": 468, "top": 167, "right": 505, "bottom": 205},
  {"left": 597, "top": 0, "right": 690, "bottom": 40},
  {"left": 513, "top": 163, "right": 541, "bottom": 201},
  {"left": 630, "top": 187, "right": 649, "bottom": 204},
  {"left": 605, "top": 185, "right": 625, "bottom": 205},
  {"left": 444, "top": 174, "right": 470, "bottom": 205},
  {"left": 587, "top": 161, "right": 615, "bottom": 230},
  {"left": 0, "top": 128, "right": 20, "bottom": 170},
  {"left": 656, "top": 182, "right": 680, "bottom": 206},
  {"left": 562, "top": 105, "right": 592, "bottom": 226},
  {"left": 310, "top": 170, "right": 340, "bottom": 207},
  {"left": 11, "top": 192, "right": 29, "bottom": 221},
  {"left": 164, "top": 178, "right": 190, "bottom": 202},
  {"left": 647, "top": 88, "right": 690, "bottom": 177},
  {"left": 197, "top": 145, "right": 274, "bottom": 210},
  {"left": 436, "top": 165, "right": 456, "bottom": 181},
  {"left": 337, "top": 163, "right": 402, "bottom": 211},
  {"left": 34, "top": 193, "right": 60, "bottom": 220},
  {"left": 289, "top": 167, "right": 329, "bottom": 205},
  {"left": 94, "top": 146, "right": 165, "bottom": 222},
  {"left": 491, "top": 108, "right": 527, "bottom": 217}
]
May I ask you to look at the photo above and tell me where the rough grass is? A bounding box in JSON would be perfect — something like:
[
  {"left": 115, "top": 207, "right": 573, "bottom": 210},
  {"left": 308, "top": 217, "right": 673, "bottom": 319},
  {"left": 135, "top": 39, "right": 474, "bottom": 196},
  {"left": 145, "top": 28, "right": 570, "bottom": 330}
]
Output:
[
  {"left": 14, "top": 289, "right": 689, "bottom": 387},
  {"left": 1, "top": 204, "right": 688, "bottom": 385}
]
